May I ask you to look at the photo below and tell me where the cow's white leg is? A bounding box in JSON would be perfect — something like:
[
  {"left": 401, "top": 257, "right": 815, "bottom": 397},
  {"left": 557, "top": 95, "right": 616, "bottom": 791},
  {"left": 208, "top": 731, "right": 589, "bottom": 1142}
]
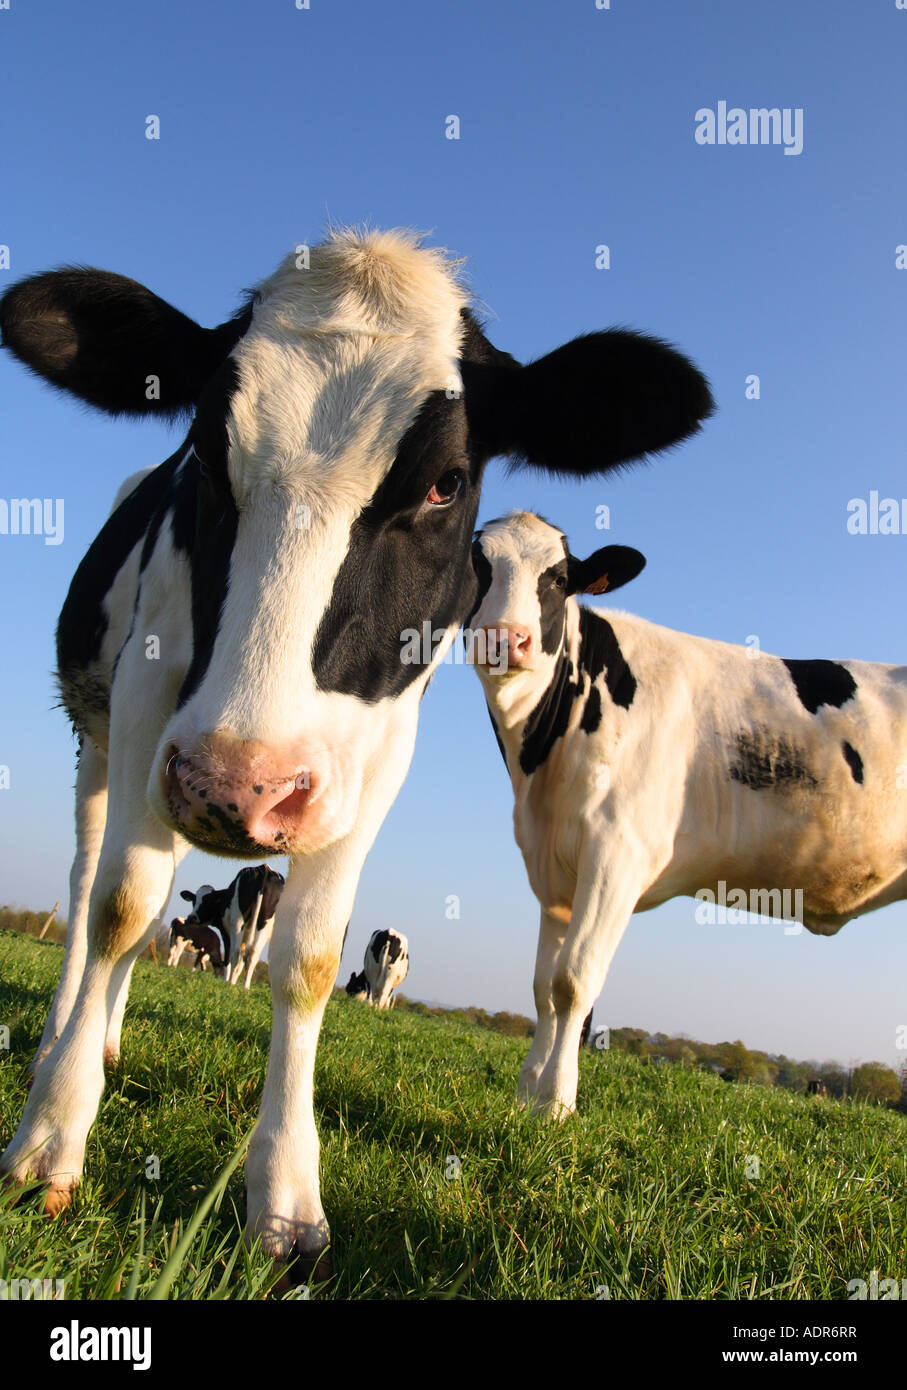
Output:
[
  {"left": 31, "top": 739, "right": 108, "bottom": 1073},
  {"left": 102, "top": 961, "right": 135, "bottom": 1066},
  {"left": 1, "top": 792, "right": 182, "bottom": 1212},
  {"left": 535, "top": 850, "right": 644, "bottom": 1120},
  {"left": 243, "top": 922, "right": 271, "bottom": 990},
  {"left": 517, "top": 909, "right": 567, "bottom": 1105},
  {"left": 245, "top": 856, "right": 353, "bottom": 1274},
  {"left": 167, "top": 937, "right": 187, "bottom": 967}
]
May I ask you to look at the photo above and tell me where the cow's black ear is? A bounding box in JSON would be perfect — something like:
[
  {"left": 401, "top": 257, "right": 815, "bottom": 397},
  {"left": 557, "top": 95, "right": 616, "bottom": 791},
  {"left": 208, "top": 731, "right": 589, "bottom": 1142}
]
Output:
[
  {"left": 179, "top": 889, "right": 196, "bottom": 903},
  {"left": 0, "top": 268, "right": 250, "bottom": 419},
  {"left": 567, "top": 545, "right": 646, "bottom": 596},
  {"left": 462, "top": 329, "right": 713, "bottom": 475}
]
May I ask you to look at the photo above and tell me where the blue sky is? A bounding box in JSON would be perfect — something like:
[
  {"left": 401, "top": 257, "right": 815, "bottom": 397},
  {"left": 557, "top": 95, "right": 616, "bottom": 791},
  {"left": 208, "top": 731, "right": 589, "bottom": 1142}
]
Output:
[{"left": 1, "top": 0, "right": 905, "bottom": 1068}]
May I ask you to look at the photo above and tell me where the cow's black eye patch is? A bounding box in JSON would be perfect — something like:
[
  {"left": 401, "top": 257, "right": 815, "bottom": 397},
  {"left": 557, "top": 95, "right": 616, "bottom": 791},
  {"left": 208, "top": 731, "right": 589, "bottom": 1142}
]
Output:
[{"left": 537, "top": 561, "right": 569, "bottom": 654}]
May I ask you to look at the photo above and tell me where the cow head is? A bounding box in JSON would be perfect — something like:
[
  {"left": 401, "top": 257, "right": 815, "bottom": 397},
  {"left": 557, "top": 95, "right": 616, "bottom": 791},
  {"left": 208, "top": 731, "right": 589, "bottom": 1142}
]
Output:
[
  {"left": 1, "top": 230, "right": 711, "bottom": 859},
  {"left": 179, "top": 885, "right": 215, "bottom": 925},
  {"left": 470, "top": 511, "right": 645, "bottom": 695}
]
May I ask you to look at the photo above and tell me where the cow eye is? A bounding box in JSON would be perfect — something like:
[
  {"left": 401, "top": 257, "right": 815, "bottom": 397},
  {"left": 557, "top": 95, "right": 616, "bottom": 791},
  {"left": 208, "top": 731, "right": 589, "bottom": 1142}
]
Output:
[
  {"left": 426, "top": 469, "right": 465, "bottom": 506},
  {"left": 554, "top": 574, "right": 567, "bottom": 590}
]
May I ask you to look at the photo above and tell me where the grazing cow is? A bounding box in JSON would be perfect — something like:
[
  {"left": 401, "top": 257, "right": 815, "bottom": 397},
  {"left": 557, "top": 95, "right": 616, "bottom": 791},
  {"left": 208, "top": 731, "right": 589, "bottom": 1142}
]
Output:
[
  {"left": 0, "top": 229, "right": 711, "bottom": 1270},
  {"left": 180, "top": 865, "right": 285, "bottom": 988},
  {"left": 345, "top": 970, "right": 370, "bottom": 1001},
  {"left": 167, "top": 916, "right": 226, "bottom": 975},
  {"left": 166, "top": 917, "right": 192, "bottom": 968},
  {"left": 469, "top": 512, "right": 907, "bottom": 1119},
  {"left": 806, "top": 1079, "right": 828, "bottom": 1097},
  {"left": 364, "top": 929, "right": 409, "bottom": 1009},
  {"left": 170, "top": 918, "right": 229, "bottom": 976}
]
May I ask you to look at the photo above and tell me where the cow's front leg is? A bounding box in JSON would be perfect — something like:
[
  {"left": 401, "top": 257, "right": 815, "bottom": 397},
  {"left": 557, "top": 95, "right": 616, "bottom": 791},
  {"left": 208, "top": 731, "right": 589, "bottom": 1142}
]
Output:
[
  {"left": 31, "top": 738, "right": 108, "bottom": 1073},
  {"left": 534, "top": 846, "right": 645, "bottom": 1119},
  {"left": 1, "top": 815, "right": 182, "bottom": 1212},
  {"left": 517, "top": 908, "right": 567, "bottom": 1105},
  {"left": 244, "top": 855, "right": 354, "bottom": 1277}
]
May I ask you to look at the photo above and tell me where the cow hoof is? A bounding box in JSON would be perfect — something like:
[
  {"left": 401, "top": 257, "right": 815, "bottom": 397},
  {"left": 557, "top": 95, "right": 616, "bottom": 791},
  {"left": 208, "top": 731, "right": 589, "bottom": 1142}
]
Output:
[
  {"left": 43, "top": 1185, "right": 74, "bottom": 1217},
  {"left": 273, "top": 1242, "right": 333, "bottom": 1296},
  {"left": 0, "top": 1167, "right": 74, "bottom": 1217}
]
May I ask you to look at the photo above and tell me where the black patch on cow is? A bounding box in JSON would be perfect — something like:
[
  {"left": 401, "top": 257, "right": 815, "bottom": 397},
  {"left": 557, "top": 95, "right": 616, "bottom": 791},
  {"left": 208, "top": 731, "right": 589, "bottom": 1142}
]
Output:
[
  {"left": 312, "top": 390, "right": 486, "bottom": 702},
  {"left": 537, "top": 559, "right": 569, "bottom": 655},
  {"left": 518, "top": 607, "right": 636, "bottom": 775},
  {"left": 369, "top": 929, "right": 403, "bottom": 965},
  {"left": 578, "top": 607, "right": 637, "bottom": 710},
  {"left": 465, "top": 538, "right": 493, "bottom": 629},
  {"left": 580, "top": 683, "right": 602, "bottom": 733},
  {"left": 729, "top": 731, "right": 818, "bottom": 791},
  {"left": 842, "top": 741, "right": 864, "bottom": 784},
  {"left": 56, "top": 453, "right": 186, "bottom": 727},
  {"left": 519, "top": 651, "right": 582, "bottom": 776},
  {"left": 346, "top": 970, "right": 369, "bottom": 997},
  {"left": 176, "top": 361, "right": 243, "bottom": 706},
  {"left": 782, "top": 658, "right": 857, "bottom": 715}
]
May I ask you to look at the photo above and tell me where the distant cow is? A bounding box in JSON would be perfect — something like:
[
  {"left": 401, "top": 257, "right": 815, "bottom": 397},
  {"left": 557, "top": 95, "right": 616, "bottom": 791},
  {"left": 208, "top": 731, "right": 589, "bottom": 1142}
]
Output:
[
  {"left": 167, "top": 917, "right": 228, "bottom": 976},
  {"left": 345, "top": 971, "right": 370, "bottom": 1001},
  {"left": 364, "top": 930, "right": 409, "bottom": 1010},
  {"left": 579, "top": 1010, "right": 593, "bottom": 1049},
  {"left": 806, "top": 1079, "right": 828, "bottom": 1097},
  {"left": 181, "top": 865, "right": 285, "bottom": 988},
  {"left": 469, "top": 511, "right": 907, "bottom": 1120}
]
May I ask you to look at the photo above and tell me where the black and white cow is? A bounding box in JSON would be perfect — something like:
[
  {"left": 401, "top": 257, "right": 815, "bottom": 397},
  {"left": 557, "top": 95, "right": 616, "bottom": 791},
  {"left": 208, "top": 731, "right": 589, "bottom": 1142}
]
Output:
[
  {"left": 166, "top": 916, "right": 192, "bottom": 967},
  {"left": 0, "top": 230, "right": 711, "bottom": 1269},
  {"left": 806, "top": 1079, "right": 829, "bottom": 1098},
  {"left": 345, "top": 970, "right": 370, "bottom": 1001},
  {"left": 168, "top": 916, "right": 229, "bottom": 975},
  {"left": 180, "top": 865, "right": 285, "bottom": 988},
  {"left": 363, "top": 929, "right": 409, "bottom": 1009},
  {"left": 470, "top": 512, "right": 907, "bottom": 1118}
]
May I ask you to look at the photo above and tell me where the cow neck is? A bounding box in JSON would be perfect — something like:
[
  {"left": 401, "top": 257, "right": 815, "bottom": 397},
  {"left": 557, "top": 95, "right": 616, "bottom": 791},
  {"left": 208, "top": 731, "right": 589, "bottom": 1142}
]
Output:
[{"left": 515, "top": 600, "right": 585, "bottom": 777}]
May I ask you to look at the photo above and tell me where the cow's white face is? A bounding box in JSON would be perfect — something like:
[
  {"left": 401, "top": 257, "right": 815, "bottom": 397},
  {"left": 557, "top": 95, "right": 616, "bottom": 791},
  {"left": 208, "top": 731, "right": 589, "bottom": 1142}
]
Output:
[
  {"left": 152, "top": 236, "right": 478, "bottom": 856},
  {"left": 3, "top": 228, "right": 712, "bottom": 862},
  {"left": 470, "top": 512, "right": 646, "bottom": 720}
]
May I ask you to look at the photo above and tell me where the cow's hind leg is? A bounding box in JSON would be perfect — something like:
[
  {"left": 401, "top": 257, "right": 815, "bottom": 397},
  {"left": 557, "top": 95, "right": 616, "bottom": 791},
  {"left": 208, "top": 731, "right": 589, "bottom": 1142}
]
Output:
[
  {"left": 31, "top": 738, "right": 108, "bottom": 1074},
  {"left": 243, "top": 922, "right": 271, "bottom": 990},
  {"left": 1, "top": 801, "right": 183, "bottom": 1213},
  {"left": 517, "top": 909, "right": 567, "bottom": 1105}
]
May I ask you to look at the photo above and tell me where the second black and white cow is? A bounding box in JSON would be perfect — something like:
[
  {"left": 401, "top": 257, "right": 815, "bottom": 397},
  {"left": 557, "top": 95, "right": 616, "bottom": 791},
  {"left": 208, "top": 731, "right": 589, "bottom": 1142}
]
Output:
[
  {"left": 0, "top": 229, "right": 711, "bottom": 1270},
  {"left": 363, "top": 929, "right": 409, "bottom": 1009},
  {"left": 344, "top": 970, "right": 370, "bottom": 1001},
  {"left": 168, "top": 916, "right": 229, "bottom": 975},
  {"left": 470, "top": 512, "right": 907, "bottom": 1118},
  {"left": 181, "top": 865, "right": 285, "bottom": 988}
]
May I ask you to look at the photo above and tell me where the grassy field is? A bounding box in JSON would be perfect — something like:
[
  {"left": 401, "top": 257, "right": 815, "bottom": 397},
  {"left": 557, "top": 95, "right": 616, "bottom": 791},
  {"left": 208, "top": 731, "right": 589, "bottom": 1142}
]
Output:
[{"left": 0, "top": 929, "right": 904, "bottom": 1300}]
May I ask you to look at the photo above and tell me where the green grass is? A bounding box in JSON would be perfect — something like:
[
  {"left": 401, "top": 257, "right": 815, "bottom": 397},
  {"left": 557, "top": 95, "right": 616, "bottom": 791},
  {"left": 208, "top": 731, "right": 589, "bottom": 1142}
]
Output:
[{"left": 1, "top": 929, "right": 904, "bottom": 1300}]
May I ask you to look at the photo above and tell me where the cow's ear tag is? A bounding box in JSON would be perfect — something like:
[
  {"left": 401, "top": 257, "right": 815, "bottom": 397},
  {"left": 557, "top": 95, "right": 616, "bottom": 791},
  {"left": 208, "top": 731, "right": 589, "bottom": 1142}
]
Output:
[{"left": 584, "top": 575, "right": 610, "bottom": 596}]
